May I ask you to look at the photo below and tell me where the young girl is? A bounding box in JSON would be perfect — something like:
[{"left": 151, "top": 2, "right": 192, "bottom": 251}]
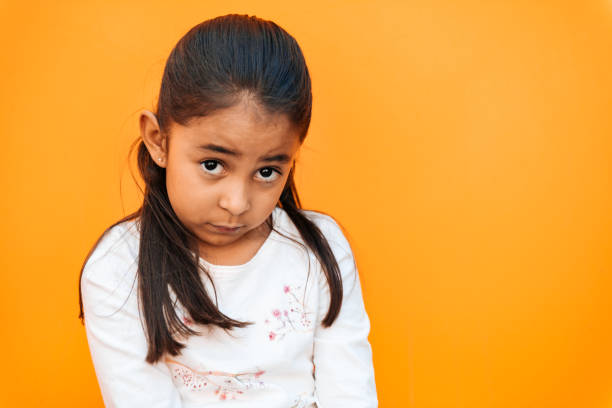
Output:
[{"left": 78, "top": 14, "right": 377, "bottom": 408}]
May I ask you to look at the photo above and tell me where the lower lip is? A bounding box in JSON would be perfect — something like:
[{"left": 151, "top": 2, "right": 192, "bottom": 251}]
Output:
[{"left": 209, "top": 224, "right": 243, "bottom": 233}]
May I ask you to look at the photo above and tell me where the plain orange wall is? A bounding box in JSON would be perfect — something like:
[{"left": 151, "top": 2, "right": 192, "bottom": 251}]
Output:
[{"left": 1, "top": 0, "right": 611, "bottom": 406}]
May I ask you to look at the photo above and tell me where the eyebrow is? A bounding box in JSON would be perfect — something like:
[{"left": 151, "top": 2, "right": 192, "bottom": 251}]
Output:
[{"left": 197, "top": 143, "right": 292, "bottom": 163}]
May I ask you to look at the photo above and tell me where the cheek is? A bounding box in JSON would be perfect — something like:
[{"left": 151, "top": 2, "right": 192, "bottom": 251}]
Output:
[
  {"left": 240, "top": 181, "right": 285, "bottom": 219},
  {"left": 257, "top": 175, "right": 291, "bottom": 208},
  {"left": 165, "top": 164, "right": 213, "bottom": 217}
]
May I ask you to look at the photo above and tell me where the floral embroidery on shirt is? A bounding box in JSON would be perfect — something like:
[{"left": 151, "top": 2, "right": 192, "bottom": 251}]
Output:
[
  {"left": 165, "top": 358, "right": 266, "bottom": 400},
  {"left": 265, "top": 284, "right": 313, "bottom": 341},
  {"left": 290, "top": 392, "right": 319, "bottom": 408}
]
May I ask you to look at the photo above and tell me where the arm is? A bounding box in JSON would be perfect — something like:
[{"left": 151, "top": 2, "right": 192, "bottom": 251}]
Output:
[
  {"left": 311, "top": 216, "right": 378, "bottom": 407},
  {"left": 81, "top": 226, "right": 183, "bottom": 408}
]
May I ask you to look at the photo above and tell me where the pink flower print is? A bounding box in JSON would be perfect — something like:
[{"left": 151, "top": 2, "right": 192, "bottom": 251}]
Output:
[
  {"left": 166, "top": 358, "right": 266, "bottom": 399},
  {"left": 264, "top": 284, "right": 313, "bottom": 342},
  {"left": 182, "top": 316, "right": 194, "bottom": 326}
]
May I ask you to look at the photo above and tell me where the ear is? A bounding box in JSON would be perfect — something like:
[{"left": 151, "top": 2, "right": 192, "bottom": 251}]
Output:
[{"left": 139, "top": 110, "right": 167, "bottom": 168}]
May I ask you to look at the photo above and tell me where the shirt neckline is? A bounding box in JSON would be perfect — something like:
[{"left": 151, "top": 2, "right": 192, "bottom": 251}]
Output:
[{"left": 198, "top": 206, "right": 284, "bottom": 276}]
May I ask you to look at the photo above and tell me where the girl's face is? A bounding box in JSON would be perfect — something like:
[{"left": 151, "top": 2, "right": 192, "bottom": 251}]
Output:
[{"left": 161, "top": 99, "right": 301, "bottom": 260}]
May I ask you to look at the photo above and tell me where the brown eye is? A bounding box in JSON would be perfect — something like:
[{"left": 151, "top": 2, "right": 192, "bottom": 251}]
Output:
[
  {"left": 256, "top": 167, "right": 280, "bottom": 182},
  {"left": 201, "top": 160, "right": 224, "bottom": 175}
]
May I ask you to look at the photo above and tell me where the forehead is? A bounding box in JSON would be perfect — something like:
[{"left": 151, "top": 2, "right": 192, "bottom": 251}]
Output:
[{"left": 168, "top": 101, "right": 300, "bottom": 154}]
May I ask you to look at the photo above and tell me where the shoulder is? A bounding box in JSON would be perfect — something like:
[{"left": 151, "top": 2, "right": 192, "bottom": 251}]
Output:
[
  {"left": 302, "top": 209, "right": 353, "bottom": 256},
  {"left": 80, "top": 218, "right": 141, "bottom": 309},
  {"left": 300, "top": 209, "right": 340, "bottom": 230},
  {"left": 83, "top": 219, "right": 140, "bottom": 275},
  {"left": 296, "top": 210, "right": 362, "bottom": 306},
  {"left": 274, "top": 207, "right": 353, "bottom": 261}
]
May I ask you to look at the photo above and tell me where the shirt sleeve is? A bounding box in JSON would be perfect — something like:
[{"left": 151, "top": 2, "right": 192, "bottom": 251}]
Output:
[
  {"left": 311, "top": 215, "right": 378, "bottom": 407},
  {"left": 81, "top": 225, "right": 183, "bottom": 408}
]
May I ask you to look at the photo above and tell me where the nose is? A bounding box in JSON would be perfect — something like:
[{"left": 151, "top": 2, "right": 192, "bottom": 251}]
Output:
[{"left": 218, "top": 179, "right": 251, "bottom": 216}]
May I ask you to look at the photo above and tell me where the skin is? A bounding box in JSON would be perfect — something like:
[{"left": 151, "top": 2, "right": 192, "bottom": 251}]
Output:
[{"left": 139, "top": 96, "right": 302, "bottom": 266}]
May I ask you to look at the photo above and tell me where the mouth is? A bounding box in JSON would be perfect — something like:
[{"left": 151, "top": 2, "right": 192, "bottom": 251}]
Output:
[{"left": 208, "top": 223, "right": 244, "bottom": 233}]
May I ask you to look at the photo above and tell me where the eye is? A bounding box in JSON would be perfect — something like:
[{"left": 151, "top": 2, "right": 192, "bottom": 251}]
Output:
[
  {"left": 200, "top": 159, "right": 225, "bottom": 175},
  {"left": 256, "top": 167, "right": 281, "bottom": 182}
]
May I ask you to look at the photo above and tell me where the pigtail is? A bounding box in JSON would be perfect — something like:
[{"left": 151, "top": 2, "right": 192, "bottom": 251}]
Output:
[
  {"left": 278, "top": 167, "right": 343, "bottom": 327},
  {"left": 137, "top": 141, "right": 252, "bottom": 363}
]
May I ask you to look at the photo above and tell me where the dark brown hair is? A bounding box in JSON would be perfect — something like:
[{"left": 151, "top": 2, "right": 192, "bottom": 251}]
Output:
[{"left": 78, "top": 14, "right": 343, "bottom": 364}]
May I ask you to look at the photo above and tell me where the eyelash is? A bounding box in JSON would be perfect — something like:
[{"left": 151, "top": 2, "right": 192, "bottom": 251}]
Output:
[{"left": 200, "top": 159, "right": 282, "bottom": 183}]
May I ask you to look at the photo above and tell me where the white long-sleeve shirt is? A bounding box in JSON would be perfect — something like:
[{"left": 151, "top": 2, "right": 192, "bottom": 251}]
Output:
[{"left": 81, "top": 206, "right": 377, "bottom": 407}]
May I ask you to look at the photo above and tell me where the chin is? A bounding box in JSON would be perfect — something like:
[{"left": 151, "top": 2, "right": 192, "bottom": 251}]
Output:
[{"left": 200, "top": 231, "right": 243, "bottom": 247}]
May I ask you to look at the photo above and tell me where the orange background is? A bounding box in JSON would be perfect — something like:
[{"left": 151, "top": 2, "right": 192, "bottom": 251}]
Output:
[{"left": 1, "top": 0, "right": 611, "bottom": 406}]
